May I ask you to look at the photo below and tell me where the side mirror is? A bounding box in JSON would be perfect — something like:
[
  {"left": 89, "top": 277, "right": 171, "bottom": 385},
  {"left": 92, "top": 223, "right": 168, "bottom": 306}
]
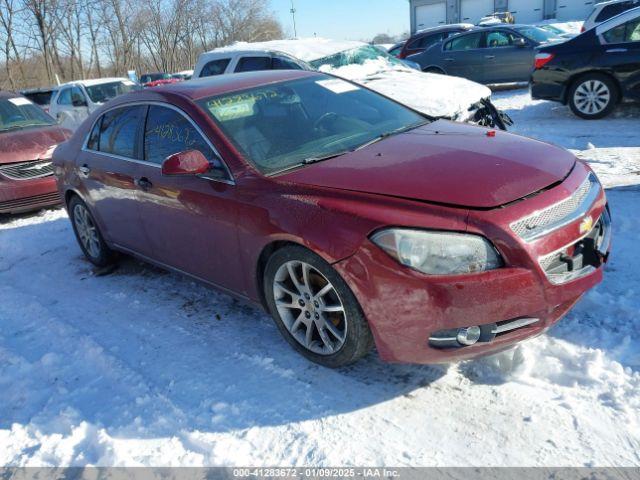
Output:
[
  {"left": 161, "top": 150, "right": 211, "bottom": 176},
  {"left": 514, "top": 37, "right": 527, "bottom": 48}
]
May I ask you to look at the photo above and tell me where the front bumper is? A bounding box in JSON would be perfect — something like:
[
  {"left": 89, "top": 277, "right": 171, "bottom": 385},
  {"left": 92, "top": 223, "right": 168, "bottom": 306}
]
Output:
[
  {"left": 334, "top": 163, "right": 609, "bottom": 364},
  {"left": 0, "top": 175, "right": 61, "bottom": 214}
]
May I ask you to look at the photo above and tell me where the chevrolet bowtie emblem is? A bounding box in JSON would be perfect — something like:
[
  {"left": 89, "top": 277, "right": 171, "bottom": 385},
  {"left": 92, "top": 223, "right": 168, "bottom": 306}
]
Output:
[{"left": 579, "top": 215, "right": 594, "bottom": 235}]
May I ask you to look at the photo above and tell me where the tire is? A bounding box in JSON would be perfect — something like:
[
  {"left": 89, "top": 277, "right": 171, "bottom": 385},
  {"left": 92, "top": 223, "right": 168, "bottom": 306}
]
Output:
[
  {"left": 423, "top": 67, "right": 445, "bottom": 75},
  {"left": 264, "top": 245, "right": 374, "bottom": 368},
  {"left": 568, "top": 73, "right": 619, "bottom": 119},
  {"left": 68, "top": 195, "right": 115, "bottom": 268}
]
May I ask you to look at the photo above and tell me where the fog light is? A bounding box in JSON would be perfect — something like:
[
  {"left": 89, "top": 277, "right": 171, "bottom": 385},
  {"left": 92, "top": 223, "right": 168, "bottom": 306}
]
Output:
[{"left": 457, "top": 326, "right": 481, "bottom": 346}]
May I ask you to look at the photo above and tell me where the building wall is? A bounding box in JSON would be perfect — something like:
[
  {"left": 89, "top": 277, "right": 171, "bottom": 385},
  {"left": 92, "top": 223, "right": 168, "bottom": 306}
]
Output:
[{"left": 409, "top": 0, "right": 573, "bottom": 33}]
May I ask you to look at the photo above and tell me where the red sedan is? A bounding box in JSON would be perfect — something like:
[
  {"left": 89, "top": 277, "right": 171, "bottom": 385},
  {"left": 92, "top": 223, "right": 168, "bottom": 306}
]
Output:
[
  {"left": 0, "top": 92, "right": 70, "bottom": 214},
  {"left": 53, "top": 70, "right": 611, "bottom": 367}
]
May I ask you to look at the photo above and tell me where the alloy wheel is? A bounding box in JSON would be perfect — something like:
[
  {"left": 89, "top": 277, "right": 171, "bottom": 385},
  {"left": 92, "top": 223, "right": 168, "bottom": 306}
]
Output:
[
  {"left": 573, "top": 79, "right": 611, "bottom": 116},
  {"left": 273, "top": 260, "right": 347, "bottom": 355},
  {"left": 73, "top": 203, "right": 101, "bottom": 259}
]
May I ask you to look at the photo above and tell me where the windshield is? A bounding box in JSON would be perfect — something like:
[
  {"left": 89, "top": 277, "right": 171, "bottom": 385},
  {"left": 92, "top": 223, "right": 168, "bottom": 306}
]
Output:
[
  {"left": 85, "top": 81, "right": 136, "bottom": 104},
  {"left": 309, "top": 45, "right": 407, "bottom": 70},
  {"left": 199, "top": 76, "right": 427, "bottom": 175},
  {"left": 0, "top": 97, "right": 56, "bottom": 132},
  {"left": 515, "top": 26, "right": 563, "bottom": 43}
]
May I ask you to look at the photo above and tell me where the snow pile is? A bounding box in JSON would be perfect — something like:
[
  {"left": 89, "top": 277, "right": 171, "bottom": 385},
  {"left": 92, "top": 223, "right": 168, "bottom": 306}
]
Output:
[
  {"left": 319, "top": 59, "right": 491, "bottom": 120},
  {"left": 211, "top": 38, "right": 364, "bottom": 63}
]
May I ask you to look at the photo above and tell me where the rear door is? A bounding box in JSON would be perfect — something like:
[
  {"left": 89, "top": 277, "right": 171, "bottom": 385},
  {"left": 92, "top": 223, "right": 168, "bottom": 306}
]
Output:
[
  {"left": 598, "top": 15, "right": 640, "bottom": 99},
  {"left": 482, "top": 30, "right": 534, "bottom": 82},
  {"left": 441, "top": 32, "right": 485, "bottom": 82},
  {"left": 77, "top": 105, "right": 148, "bottom": 252},
  {"left": 135, "top": 104, "right": 243, "bottom": 292}
]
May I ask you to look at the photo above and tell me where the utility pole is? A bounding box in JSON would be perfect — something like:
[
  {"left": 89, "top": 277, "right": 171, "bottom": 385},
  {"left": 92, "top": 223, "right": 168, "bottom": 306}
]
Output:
[{"left": 290, "top": 0, "right": 298, "bottom": 38}]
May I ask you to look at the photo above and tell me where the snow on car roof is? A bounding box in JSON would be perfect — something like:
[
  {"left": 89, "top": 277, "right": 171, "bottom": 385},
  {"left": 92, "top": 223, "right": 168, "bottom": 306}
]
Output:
[
  {"left": 59, "top": 77, "right": 134, "bottom": 88},
  {"left": 209, "top": 38, "right": 366, "bottom": 62}
]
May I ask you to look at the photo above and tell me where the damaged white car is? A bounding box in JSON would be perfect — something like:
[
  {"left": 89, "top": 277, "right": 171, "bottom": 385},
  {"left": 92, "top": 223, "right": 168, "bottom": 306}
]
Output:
[{"left": 193, "top": 38, "right": 512, "bottom": 130}]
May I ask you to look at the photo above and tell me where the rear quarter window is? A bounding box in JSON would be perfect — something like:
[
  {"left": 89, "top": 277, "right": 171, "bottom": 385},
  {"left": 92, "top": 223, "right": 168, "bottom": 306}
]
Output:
[{"left": 96, "top": 106, "right": 145, "bottom": 158}]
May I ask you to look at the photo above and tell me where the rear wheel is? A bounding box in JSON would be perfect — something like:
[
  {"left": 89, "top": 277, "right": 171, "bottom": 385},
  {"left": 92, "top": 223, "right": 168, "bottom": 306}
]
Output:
[
  {"left": 264, "top": 245, "right": 374, "bottom": 368},
  {"left": 568, "top": 73, "right": 619, "bottom": 119},
  {"left": 68, "top": 196, "right": 115, "bottom": 267}
]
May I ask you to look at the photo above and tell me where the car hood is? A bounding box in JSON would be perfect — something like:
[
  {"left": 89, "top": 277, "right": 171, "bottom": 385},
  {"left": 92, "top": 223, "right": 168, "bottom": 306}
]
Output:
[
  {"left": 320, "top": 60, "right": 492, "bottom": 120},
  {"left": 0, "top": 125, "right": 70, "bottom": 164},
  {"left": 278, "top": 120, "right": 576, "bottom": 209}
]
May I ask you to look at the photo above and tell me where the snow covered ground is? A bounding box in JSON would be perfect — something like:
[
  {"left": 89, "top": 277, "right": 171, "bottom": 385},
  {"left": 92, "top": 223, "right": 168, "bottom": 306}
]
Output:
[{"left": 1, "top": 88, "right": 639, "bottom": 467}]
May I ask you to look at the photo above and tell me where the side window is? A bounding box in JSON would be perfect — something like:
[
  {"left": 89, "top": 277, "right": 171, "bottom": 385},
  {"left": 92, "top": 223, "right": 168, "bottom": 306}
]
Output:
[
  {"left": 596, "top": 2, "right": 633, "bottom": 22},
  {"left": 71, "top": 86, "right": 86, "bottom": 106},
  {"left": 406, "top": 36, "right": 423, "bottom": 50},
  {"left": 272, "top": 56, "right": 303, "bottom": 70},
  {"left": 603, "top": 18, "right": 640, "bottom": 42},
  {"left": 144, "top": 105, "right": 224, "bottom": 173},
  {"left": 200, "top": 58, "right": 231, "bottom": 77},
  {"left": 445, "top": 33, "right": 482, "bottom": 51},
  {"left": 485, "top": 31, "right": 515, "bottom": 48},
  {"left": 98, "top": 105, "right": 145, "bottom": 158},
  {"left": 235, "top": 56, "right": 272, "bottom": 73},
  {"left": 86, "top": 117, "right": 102, "bottom": 150},
  {"left": 57, "top": 88, "right": 72, "bottom": 105}
]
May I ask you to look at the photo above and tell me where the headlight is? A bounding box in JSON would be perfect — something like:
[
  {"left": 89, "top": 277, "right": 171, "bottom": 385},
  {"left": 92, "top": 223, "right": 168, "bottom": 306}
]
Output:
[{"left": 370, "top": 229, "right": 503, "bottom": 275}]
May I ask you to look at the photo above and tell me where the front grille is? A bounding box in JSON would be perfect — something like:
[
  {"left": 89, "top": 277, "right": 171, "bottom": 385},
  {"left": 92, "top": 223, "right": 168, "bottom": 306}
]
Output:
[
  {"left": 538, "top": 209, "right": 611, "bottom": 285},
  {"left": 0, "top": 160, "right": 54, "bottom": 181},
  {"left": 510, "top": 173, "right": 600, "bottom": 241},
  {"left": 0, "top": 191, "right": 61, "bottom": 213}
]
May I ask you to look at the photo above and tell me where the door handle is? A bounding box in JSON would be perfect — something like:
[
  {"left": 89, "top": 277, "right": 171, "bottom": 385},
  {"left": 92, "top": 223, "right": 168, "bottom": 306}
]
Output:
[
  {"left": 444, "top": 58, "right": 455, "bottom": 62},
  {"left": 135, "top": 177, "right": 153, "bottom": 191},
  {"left": 485, "top": 55, "right": 496, "bottom": 59},
  {"left": 78, "top": 164, "right": 91, "bottom": 177},
  {"left": 606, "top": 48, "right": 627, "bottom": 53}
]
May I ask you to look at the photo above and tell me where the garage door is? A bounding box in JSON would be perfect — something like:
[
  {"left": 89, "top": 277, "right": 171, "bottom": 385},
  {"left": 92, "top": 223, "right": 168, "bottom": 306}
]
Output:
[
  {"left": 508, "top": 0, "right": 544, "bottom": 23},
  {"left": 556, "top": 0, "right": 595, "bottom": 21},
  {"left": 415, "top": 2, "right": 447, "bottom": 30},
  {"left": 461, "top": 0, "right": 495, "bottom": 23}
]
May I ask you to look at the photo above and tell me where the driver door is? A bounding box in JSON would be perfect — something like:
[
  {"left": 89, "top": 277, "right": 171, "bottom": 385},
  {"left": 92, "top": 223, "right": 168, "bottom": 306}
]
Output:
[{"left": 135, "top": 104, "right": 244, "bottom": 293}]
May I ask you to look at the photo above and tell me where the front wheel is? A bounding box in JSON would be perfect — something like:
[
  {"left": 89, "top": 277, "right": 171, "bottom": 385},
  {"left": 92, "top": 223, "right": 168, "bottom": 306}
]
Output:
[
  {"left": 568, "top": 73, "right": 619, "bottom": 119},
  {"left": 264, "top": 246, "right": 374, "bottom": 368}
]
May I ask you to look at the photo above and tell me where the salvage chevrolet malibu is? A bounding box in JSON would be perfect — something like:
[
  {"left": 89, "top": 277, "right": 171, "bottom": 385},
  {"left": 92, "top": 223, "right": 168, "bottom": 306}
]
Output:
[{"left": 53, "top": 70, "right": 611, "bottom": 367}]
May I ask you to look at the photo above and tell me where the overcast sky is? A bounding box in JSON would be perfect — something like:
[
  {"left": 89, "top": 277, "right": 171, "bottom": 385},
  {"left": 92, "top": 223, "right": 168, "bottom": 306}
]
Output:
[{"left": 269, "top": 0, "right": 410, "bottom": 41}]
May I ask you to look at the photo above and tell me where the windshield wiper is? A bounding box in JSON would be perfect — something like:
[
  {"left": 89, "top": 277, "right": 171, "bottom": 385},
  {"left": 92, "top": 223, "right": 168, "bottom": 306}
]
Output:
[
  {"left": 355, "top": 121, "right": 430, "bottom": 151},
  {"left": 302, "top": 150, "right": 353, "bottom": 165}
]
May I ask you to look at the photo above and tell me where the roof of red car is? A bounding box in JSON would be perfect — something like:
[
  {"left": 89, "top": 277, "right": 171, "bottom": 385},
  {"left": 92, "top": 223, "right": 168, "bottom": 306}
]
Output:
[{"left": 152, "top": 69, "right": 321, "bottom": 100}]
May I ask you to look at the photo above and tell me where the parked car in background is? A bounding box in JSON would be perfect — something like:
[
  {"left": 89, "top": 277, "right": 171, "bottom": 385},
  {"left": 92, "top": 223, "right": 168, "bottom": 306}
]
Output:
[
  {"left": 172, "top": 70, "right": 193, "bottom": 81},
  {"left": 193, "top": 38, "right": 511, "bottom": 130},
  {"left": 20, "top": 86, "right": 57, "bottom": 113},
  {"left": 539, "top": 24, "right": 578, "bottom": 39},
  {"left": 478, "top": 11, "right": 515, "bottom": 25},
  {"left": 387, "top": 41, "right": 405, "bottom": 57},
  {"left": 0, "top": 92, "right": 70, "bottom": 214},
  {"left": 193, "top": 50, "right": 310, "bottom": 78},
  {"left": 408, "top": 25, "right": 565, "bottom": 83},
  {"left": 49, "top": 78, "right": 137, "bottom": 131},
  {"left": 139, "top": 72, "right": 182, "bottom": 87},
  {"left": 582, "top": 0, "right": 639, "bottom": 31},
  {"left": 53, "top": 70, "right": 610, "bottom": 367},
  {"left": 531, "top": 7, "right": 640, "bottom": 119},
  {"left": 398, "top": 24, "right": 474, "bottom": 59}
]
